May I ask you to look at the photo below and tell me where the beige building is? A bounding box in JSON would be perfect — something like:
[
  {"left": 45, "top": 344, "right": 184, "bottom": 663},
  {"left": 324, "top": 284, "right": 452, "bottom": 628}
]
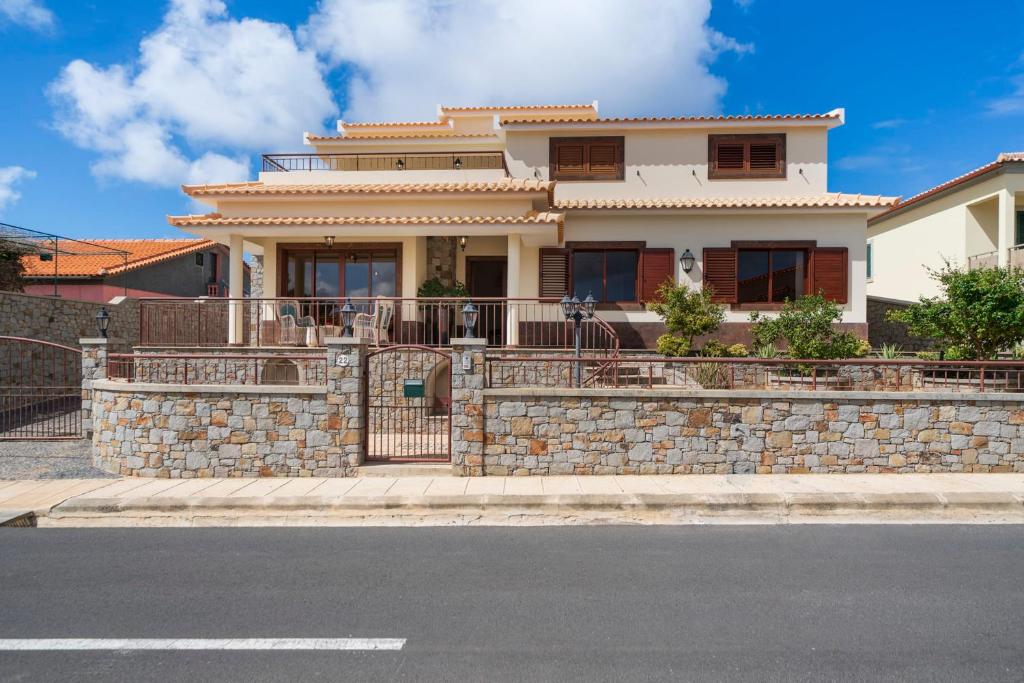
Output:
[
  {"left": 867, "top": 153, "right": 1024, "bottom": 302},
  {"left": 169, "top": 102, "right": 895, "bottom": 348}
]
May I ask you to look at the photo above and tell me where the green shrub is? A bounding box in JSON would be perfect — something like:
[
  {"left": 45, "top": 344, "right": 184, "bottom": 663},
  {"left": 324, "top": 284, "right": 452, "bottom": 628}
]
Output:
[
  {"left": 754, "top": 343, "right": 779, "bottom": 359},
  {"left": 943, "top": 345, "right": 969, "bottom": 361},
  {"left": 748, "top": 294, "right": 865, "bottom": 360},
  {"left": 693, "top": 362, "right": 731, "bottom": 389},
  {"left": 916, "top": 351, "right": 939, "bottom": 361},
  {"left": 699, "top": 340, "right": 749, "bottom": 358},
  {"left": 648, "top": 281, "right": 725, "bottom": 348},
  {"left": 656, "top": 334, "right": 690, "bottom": 357},
  {"left": 854, "top": 338, "right": 872, "bottom": 358},
  {"left": 879, "top": 343, "right": 903, "bottom": 359},
  {"left": 727, "top": 343, "right": 749, "bottom": 358},
  {"left": 417, "top": 277, "right": 469, "bottom": 298}
]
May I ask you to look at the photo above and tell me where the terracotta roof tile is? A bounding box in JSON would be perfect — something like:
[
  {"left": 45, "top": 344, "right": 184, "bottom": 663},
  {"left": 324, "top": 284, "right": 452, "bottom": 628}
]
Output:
[
  {"left": 501, "top": 112, "right": 844, "bottom": 125},
  {"left": 182, "top": 179, "right": 554, "bottom": 197},
  {"left": 871, "top": 152, "right": 1024, "bottom": 222},
  {"left": 21, "top": 239, "right": 216, "bottom": 278},
  {"left": 440, "top": 104, "right": 595, "bottom": 113},
  {"left": 306, "top": 132, "right": 499, "bottom": 142},
  {"left": 554, "top": 193, "right": 899, "bottom": 210},
  {"left": 167, "top": 212, "right": 564, "bottom": 228},
  {"left": 341, "top": 120, "right": 450, "bottom": 128}
]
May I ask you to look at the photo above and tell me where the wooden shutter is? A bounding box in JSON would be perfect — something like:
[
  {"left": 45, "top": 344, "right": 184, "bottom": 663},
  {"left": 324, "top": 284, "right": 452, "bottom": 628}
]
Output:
[
  {"left": 702, "top": 248, "right": 737, "bottom": 303},
  {"left": 715, "top": 143, "right": 745, "bottom": 171},
  {"left": 539, "top": 248, "right": 570, "bottom": 297},
  {"left": 748, "top": 141, "right": 780, "bottom": 172},
  {"left": 810, "top": 247, "right": 848, "bottom": 304},
  {"left": 640, "top": 248, "right": 675, "bottom": 303},
  {"left": 588, "top": 141, "right": 620, "bottom": 176},
  {"left": 709, "top": 134, "right": 786, "bottom": 179},
  {"left": 549, "top": 137, "right": 624, "bottom": 180},
  {"left": 554, "top": 142, "right": 585, "bottom": 176}
]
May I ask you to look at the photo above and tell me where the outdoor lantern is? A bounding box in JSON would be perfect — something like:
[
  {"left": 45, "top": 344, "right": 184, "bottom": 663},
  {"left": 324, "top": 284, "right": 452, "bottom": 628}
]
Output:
[
  {"left": 323, "top": 235, "right": 335, "bottom": 248},
  {"left": 462, "top": 300, "right": 479, "bottom": 338},
  {"left": 395, "top": 158, "right": 405, "bottom": 170},
  {"left": 582, "top": 292, "right": 597, "bottom": 319},
  {"left": 95, "top": 306, "right": 110, "bottom": 338},
  {"left": 680, "top": 248, "right": 696, "bottom": 273},
  {"left": 560, "top": 293, "right": 575, "bottom": 320},
  {"left": 340, "top": 298, "right": 357, "bottom": 337},
  {"left": 458, "top": 236, "right": 468, "bottom": 251},
  {"left": 454, "top": 157, "right": 463, "bottom": 170}
]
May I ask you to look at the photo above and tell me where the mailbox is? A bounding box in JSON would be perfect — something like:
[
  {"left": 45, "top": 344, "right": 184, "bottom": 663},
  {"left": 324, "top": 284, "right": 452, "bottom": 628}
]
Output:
[{"left": 403, "top": 378, "right": 425, "bottom": 398}]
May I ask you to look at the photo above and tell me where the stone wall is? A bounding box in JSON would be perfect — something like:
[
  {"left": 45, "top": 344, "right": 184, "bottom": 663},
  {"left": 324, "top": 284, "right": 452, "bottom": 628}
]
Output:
[
  {"left": 867, "top": 297, "right": 932, "bottom": 351},
  {"left": 426, "top": 236, "right": 457, "bottom": 287},
  {"left": 0, "top": 291, "right": 139, "bottom": 349},
  {"left": 480, "top": 389, "right": 1024, "bottom": 475}
]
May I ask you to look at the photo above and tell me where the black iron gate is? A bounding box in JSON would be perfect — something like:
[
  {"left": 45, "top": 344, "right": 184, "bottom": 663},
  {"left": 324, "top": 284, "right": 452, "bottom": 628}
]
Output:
[
  {"left": 0, "top": 337, "right": 83, "bottom": 440},
  {"left": 365, "top": 345, "right": 451, "bottom": 462}
]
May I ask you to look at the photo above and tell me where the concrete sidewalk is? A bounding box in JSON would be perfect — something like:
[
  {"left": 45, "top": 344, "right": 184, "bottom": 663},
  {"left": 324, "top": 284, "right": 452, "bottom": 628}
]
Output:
[{"left": 3, "top": 474, "right": 1024, "bottom": 527}]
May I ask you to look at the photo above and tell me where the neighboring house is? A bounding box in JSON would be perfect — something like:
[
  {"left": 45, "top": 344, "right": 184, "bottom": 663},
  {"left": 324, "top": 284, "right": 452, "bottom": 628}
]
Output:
[
  {"left": 867, "top": 152, "right": 1024, "bottom": 302},
  {"left": 21, "top": 239, "right": 248, "bottom": 302},
  {"left": 168, "top": 102, "right": 895, "bottom": 348}
]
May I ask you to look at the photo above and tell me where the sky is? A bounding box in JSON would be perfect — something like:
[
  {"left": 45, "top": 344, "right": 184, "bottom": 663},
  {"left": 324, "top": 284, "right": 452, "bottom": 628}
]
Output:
[{"left": 0, "top": 0, "right": 1022, "bottom": 240}]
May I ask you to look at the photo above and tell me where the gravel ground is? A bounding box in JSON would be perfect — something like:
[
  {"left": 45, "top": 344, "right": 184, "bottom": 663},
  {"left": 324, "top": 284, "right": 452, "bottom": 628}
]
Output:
[{"left": 0, "top": 440, "right": 116, "bottom": 480}]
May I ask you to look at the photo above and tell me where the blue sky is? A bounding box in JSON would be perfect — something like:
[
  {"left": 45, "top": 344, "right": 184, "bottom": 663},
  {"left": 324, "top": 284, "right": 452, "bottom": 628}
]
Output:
[{"left": 0, "top": 0, "right": 1022, "bottom": 240}]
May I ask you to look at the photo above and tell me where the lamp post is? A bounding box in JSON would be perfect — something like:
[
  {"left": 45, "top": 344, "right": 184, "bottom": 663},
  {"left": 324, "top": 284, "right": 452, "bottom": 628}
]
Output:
[
  {"left": 95, "top": 306, "right": 110, "bottom": 338},
  {"left": 340, "top": 298, "right": 357, "bottom": 338},
  {"left": 560, "top": 292, "right": 596, "bottom": 387},
  {"left": 462, "top": 300, "right": 479, "bottom": 338}
]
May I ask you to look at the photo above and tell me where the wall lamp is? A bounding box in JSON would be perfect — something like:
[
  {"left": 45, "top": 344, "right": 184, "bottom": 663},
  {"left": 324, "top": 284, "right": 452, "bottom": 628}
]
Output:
[
  {"left": 323, "top": 235, "right": 335, "bottom": 248},
  {"left": 458, "top": 236, "right": 468, "bottom": 251},
  {"left": 679, "top": 249, "right": 696, "bottom": 273}
]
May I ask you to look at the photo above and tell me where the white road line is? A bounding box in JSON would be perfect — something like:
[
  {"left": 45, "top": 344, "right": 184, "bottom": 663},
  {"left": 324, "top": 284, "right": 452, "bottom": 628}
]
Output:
[{"left": 0, "top": 638, "right": 405, "bottom": 651}]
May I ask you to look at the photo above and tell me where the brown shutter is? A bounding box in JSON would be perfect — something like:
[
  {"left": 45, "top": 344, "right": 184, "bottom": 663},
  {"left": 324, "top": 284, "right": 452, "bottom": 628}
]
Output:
[
  {"left": 716, "top": 143, "right": 745, "bottom": 171},
  {"left": 539, "top": 248, "right": 570, "bottom": 298},
  {"left": 702, "top": 248, "right": 737, "bottom": 303},
  {"left": 553, "top": 142, "right": 584, "bottom": 176},
  {"left": 640, "top": 248, "right": 675, "bottom": 303},
  {"left": 810, "top": 247, "right": 848, "bottom": 304},
  {"left": 748, "top": 142, "right": 779, "bottom": 171},
  {"left": 588, "top": 141, "right": 620, "bottom": 176}
]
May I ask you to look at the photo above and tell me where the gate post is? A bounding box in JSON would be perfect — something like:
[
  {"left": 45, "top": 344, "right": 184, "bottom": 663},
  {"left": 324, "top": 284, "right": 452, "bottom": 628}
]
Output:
[
  {"left": 325, "top": 336, "right": 368, "bottom": 474},
  {"left": 80, "top": 337, "right": 113, "bottom": 439},
  {"left": 450, "top": 337, "right": 486, "bottom": 476}
]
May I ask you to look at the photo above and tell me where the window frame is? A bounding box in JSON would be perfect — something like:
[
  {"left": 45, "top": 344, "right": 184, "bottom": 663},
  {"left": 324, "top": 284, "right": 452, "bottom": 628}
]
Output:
[
  {"left": 549, "top": 136, "right": 625, "bottom": 181},
  {"left": 708, "top": 133, "right": 787, "bottom": 180},
  {"left": 277, "top": 243, "right": 402, "bottom": 300},
  {"left": 866, "top": 240, "right": 873, "bottom": 281},
  {"left": 565, "top": 240, "right": 643, "bottom": 306},
  {"left": 732, "top": 240, "right": 812, "bottom": 309}
]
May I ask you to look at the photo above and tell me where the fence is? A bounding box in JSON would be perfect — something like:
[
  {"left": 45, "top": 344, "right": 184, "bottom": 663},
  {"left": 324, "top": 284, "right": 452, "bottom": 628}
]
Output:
[
  {"left": 108, "top": 353, "right": 328, "bottom": 386},
  {"left": 486, "top": 355, "right": 1024, "bottom": 393},
  {"left": 261, "top": 151, "right": 507, "bottom": 173}
]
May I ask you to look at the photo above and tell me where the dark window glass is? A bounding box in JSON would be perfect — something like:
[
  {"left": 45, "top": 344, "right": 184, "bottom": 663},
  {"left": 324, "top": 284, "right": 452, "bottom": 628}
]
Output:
[
  {"left": 314, "top": 253, "right": 340, "bottom": 298},
  {"left": 771, "top": 250, "right": 804, "bottom": 301},
  {"left": 738, "top": 249, "right": 807, "bottom": 304},
  {"left": 737, "top": 250, "right": 769, "bottom": 303},
  {"left": 371, "top": 251, "right": 397, "bottom": 297},
  {"left": 572, "top": 251, "right": 604, "bottom": 301},
  {"left": 344, "top": 253, "right": 370, "bottom": 298},
  {"left": 286, "top": 253, "right": 313, "bottom": 298},
  {"left": 1016, "top": 211, "right": 1024, "bottom": 247},
  {"left": 605, "top": 251, "right": 637, "bottom": 302}
]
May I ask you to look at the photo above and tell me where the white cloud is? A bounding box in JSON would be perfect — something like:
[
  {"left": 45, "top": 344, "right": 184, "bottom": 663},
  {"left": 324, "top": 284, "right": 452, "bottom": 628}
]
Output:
[
  {"left": 301, "top": 0, "right": 749, "bottom": 122},
  {"left": 0, "top": 0, "right": 54, "bottom": 33},
  {"left": 49, "top": 0, "right": 335, "bottom": 187},
  {"left": 871, "top": 118, "right": 907, "bottom": 130},
  {"left": 0, "top": 166, "right": 36, "bottom": 213},
  {"left": 988, "top": 74, "right": 1024, "bottom": 116}
]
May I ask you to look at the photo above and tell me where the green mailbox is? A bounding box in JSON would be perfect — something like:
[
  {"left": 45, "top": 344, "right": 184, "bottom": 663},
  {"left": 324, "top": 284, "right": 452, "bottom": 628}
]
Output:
[{"left": 403, "top": 378, "right": 425, "bottom": 398}]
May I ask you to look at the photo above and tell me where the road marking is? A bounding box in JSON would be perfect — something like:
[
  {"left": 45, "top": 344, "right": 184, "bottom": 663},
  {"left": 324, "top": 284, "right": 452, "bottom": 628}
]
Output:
[{"left": 0, "top": 638, "right": 405, "bottom": 651}]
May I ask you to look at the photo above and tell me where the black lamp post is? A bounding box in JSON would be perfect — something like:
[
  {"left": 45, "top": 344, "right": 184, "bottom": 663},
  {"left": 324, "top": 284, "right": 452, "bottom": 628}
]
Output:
[
  {"left": 95, "top": 306, "right": 110, "bottom": 338},
  {"left": 340, "top": 298, "right": 357, "bottom": 337},
  {"left": 462, "top": 300, "right": 479, "bottom": 338},
  {"left": 561, "top": 293, "right": 596, "bottom": 387}
]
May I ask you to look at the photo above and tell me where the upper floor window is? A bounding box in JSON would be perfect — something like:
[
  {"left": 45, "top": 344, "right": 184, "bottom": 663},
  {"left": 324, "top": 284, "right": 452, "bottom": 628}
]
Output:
[
  {"left": 708, "top": 134, "right": 786, "bottom": 179},
  {"left": 549, "top": 137, "right": 624, "bottom": 181}
]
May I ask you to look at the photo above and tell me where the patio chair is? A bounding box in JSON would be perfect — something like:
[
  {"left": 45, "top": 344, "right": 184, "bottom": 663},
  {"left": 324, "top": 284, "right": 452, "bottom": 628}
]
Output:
[
  {"left": 277, "top": 300, "right": 316, "bottom": 346},
  {"left": 353, "top": 297, "right": 394, "bottom": 345}
]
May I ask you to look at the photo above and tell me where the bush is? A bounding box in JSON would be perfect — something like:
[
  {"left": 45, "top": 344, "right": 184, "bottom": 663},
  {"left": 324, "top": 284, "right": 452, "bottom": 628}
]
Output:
[
  {"left": 727, "top": 343, "right": 749, "bottom": 358},
  {"left": 754, "top": 343, "right": 779, "bottom": 359},
  {"left": 916, "top": 351, "right": 939, "bottom": 361},
  {"left": 887, "top": 264, "right": 1024, "bottom": 359},
  {"left": 943, "top": 345, "right": 969, "bottom": 361},
  {"left": 879, "top": 343, "right": 903, "bottom": 359},
  {"left": 417, "top": 277, "right": 469, "bottom": 298},
  {"left": 748, "top": 294, "right": 864, "bottom": 360},
  {"left": 656, "top": 334, "right": 690, "bottom": 357},
  {"left": 700, "top": 340, "right": 748, "bottom": 357},
  {"left": 648, "top": 281, "right": 725, "bottom": 348}
]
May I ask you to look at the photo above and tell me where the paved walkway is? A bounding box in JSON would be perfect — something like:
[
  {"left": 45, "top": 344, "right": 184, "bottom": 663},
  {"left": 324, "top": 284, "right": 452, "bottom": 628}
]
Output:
[{"left": 3, "top": 473, "right": 1024, "bottom": 526}]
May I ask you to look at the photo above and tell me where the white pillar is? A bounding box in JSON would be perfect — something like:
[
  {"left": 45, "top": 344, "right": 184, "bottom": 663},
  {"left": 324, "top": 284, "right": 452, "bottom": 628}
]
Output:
[
  {"left": 506, "top": 233, "right": 521, "bottom": 346},
  {"left": 228, "top": 234, "right": 244, "bottom": 344},
  {"left": 997, "top": 189, "right": 1015, "bottom": 267}
]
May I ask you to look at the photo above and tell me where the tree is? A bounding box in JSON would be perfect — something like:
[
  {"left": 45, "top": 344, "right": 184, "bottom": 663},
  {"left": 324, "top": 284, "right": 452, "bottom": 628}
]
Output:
[
  {"left": 887, "top": 264, "right": 1024, "bottom": 359},
  {"left": 749, "top": 293, "right": 867, "bottom": 360},
  {"left": 647, "top": 281, "right": 725, "bottom": 353},
  {"left": 0, "top": 239, "right": 28, "bottom": 292}
]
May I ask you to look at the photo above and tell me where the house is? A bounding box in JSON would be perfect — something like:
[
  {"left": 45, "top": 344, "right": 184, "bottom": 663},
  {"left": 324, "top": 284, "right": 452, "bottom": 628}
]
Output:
[
  {"left": 867, "top": 152, "right": 1024, "bottom": 302},
  {"left": 166, "top": 102, "right": 896, "bottom": 348},
  {"left": 21, "top": 238, "right": 248, "bottom": 302}
]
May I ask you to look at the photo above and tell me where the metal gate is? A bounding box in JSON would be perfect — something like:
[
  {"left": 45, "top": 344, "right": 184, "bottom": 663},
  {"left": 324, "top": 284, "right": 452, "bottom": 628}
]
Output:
[
  {"left": 0, "top": 337, "right": 83, "bottom": 440},
  {"left": 365, "top": 345, "right": 451, "bottom": 462}
]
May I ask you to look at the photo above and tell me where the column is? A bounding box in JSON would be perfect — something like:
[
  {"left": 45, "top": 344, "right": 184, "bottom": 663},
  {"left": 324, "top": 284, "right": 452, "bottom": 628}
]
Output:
[
  {"left": 505, "top": 233, "right": 521, "bottom": 346},
  {"left": 228, "top": 234, "right": 244, "bottom": 344},
  {"left": 325, "top": 336, "right": 368, "bottom": 474},
  {"left": 997, "top": 189, "right": 1015, "bottom": 267},
  {"left": 450, "top": 337, "right": 486, "bottom": 476},
  {"left": 80, "top": 337, "right": 112, "bottom": 438}
]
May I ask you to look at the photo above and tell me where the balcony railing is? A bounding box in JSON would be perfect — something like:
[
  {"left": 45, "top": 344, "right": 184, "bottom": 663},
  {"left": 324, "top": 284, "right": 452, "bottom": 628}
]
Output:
[
  {"left": 261, "top": 152, "right": 508, "bottom": 174},
  {"left": 967, "top": 250, "right": 999, "bottom": 271},
  {"left": 1010, "top": 244, "right": 1024, "bottom": 268},
  {"left": 138, "top": 297, "right": 620, "bottom": 354}
]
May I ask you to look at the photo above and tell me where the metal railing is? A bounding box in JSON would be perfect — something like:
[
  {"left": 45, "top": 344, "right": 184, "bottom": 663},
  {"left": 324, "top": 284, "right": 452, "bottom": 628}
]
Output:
[
  {"left": 261, "top": 152, "right": 508, "bottom": 174},
  {"left": 486, "top": 355, "right": 1024, "bottom": 393},
  {"left": 967, "top": 250, "right": 999, "bottom": 271},
  {"left": 0, "top": 336, "right": 83, "bottom": 439},
  {"left": 138, "top": 297, "right": 620, "bottom": 354},
  {"left": 108, "top": 353, "right": 328, "bottom": 386}
]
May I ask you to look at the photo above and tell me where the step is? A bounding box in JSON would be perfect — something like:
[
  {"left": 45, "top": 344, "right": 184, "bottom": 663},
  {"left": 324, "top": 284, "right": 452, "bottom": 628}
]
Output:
[{"left": 357, "top": 463, "right": 454, "bottom": 478}]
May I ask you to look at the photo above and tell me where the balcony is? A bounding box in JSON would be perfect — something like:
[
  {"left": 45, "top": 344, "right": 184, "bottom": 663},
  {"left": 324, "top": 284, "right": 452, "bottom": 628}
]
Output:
[
  {"left": 1010, "top": 244, "right": 1024, "bottom": 268},
  {"left": 967, "top": 246, "right": 1024, "bottom": 271},
  {"left": 261, "top": 152, "right": 508, "bottom": 174}
]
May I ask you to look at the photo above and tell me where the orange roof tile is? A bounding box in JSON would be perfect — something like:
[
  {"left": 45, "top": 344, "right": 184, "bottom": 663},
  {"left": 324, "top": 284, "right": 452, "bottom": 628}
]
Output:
[
  {"left": 870, "top": 152, "right": 1024, "bottom": 223},
  {"left": 306, "top": 132, "right": 499, "bottom": 142},
  {"left": 21, "top": 239, "right": 217, "bottom": 278},
  {"left": 167, "top": 212, "right": 564, "bottom": 228},
  {"left": 554, "top": 193, "right": 899, "bottom": 210},
  {"left": 182, "top": 179, "right": 554, "bottom": 198},
  {"left": 440, "top": 104, "right": 596, "bottom": 113},
  {"left": 341, "top": 120, "right": 450, "bottom": 128},
  {"left": 501, "top": 112, "right": 844, "bottom": 126}
]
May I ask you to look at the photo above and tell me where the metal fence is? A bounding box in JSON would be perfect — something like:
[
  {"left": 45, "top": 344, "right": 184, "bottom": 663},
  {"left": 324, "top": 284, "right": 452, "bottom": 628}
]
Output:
[
  {"left": 108, "top": 353, "right": 328, "bottom": 386},
  {"left": 0, "top": 336, "right": 82, "bottom": 439},
  {"left": 486, "top": 355, "right": 1024, "bottom": 393},
  {"left": 261, "top": 152, "right": 507, "bottom": 173}
]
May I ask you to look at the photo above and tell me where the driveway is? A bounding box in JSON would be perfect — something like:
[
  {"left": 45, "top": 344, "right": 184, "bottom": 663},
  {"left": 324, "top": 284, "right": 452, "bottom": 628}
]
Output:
[{"left": 0, "top": 440, "right": 115, "bottom": 480}]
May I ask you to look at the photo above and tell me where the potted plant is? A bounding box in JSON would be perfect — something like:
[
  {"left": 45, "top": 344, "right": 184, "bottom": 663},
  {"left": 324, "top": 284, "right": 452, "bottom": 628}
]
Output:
[{"left": 417, "top": 278, "right": 469, "bottom": 344}]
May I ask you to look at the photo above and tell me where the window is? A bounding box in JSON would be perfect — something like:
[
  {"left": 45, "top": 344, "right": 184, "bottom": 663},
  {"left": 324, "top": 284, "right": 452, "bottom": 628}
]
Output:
[
  {"left": 549, "top": 137, "right": 624, "bottom": 181},
  {"left": 282, "top": 247, "right": 398, "bottom": 299},
  {"left": 736, "top": 249, "right": 806, "bottom": 304},
  {"left": 572, "top": 250, "right": 637, "bottom": 303},
  {"left": 866, "top": 241, "right": 873, "bottom": 280},
  {"left": 194, "top": 252, "right": 204, "bottom": 267},
  {"left": 539, "top": 244, "right": 675, "bottom": 304},
  {"left": 1016, "top": 211, "right": 1024, "bottom": 247},
  {"left": 708, "top": 134, "right": 786, "bottom": 179},
  {"left": 704, "top": 243, "right": 848, "bottom": 306}
]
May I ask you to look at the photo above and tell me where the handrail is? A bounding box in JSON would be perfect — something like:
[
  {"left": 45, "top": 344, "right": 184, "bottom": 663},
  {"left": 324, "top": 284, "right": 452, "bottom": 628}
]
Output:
[{"left": 261, "top": 151, "right": 508, "bottom": 174}]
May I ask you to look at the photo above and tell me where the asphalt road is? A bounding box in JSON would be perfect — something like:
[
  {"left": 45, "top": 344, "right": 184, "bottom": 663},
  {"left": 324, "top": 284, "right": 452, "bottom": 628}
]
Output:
[{"left": 1, "top": 526, "right": 1023, "bottom": 682}]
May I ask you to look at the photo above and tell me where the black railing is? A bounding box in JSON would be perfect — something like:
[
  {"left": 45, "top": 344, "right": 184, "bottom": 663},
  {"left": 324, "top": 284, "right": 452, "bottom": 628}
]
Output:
[{"left": 261, "top": 152, "right": 508, "bottom": 174}]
